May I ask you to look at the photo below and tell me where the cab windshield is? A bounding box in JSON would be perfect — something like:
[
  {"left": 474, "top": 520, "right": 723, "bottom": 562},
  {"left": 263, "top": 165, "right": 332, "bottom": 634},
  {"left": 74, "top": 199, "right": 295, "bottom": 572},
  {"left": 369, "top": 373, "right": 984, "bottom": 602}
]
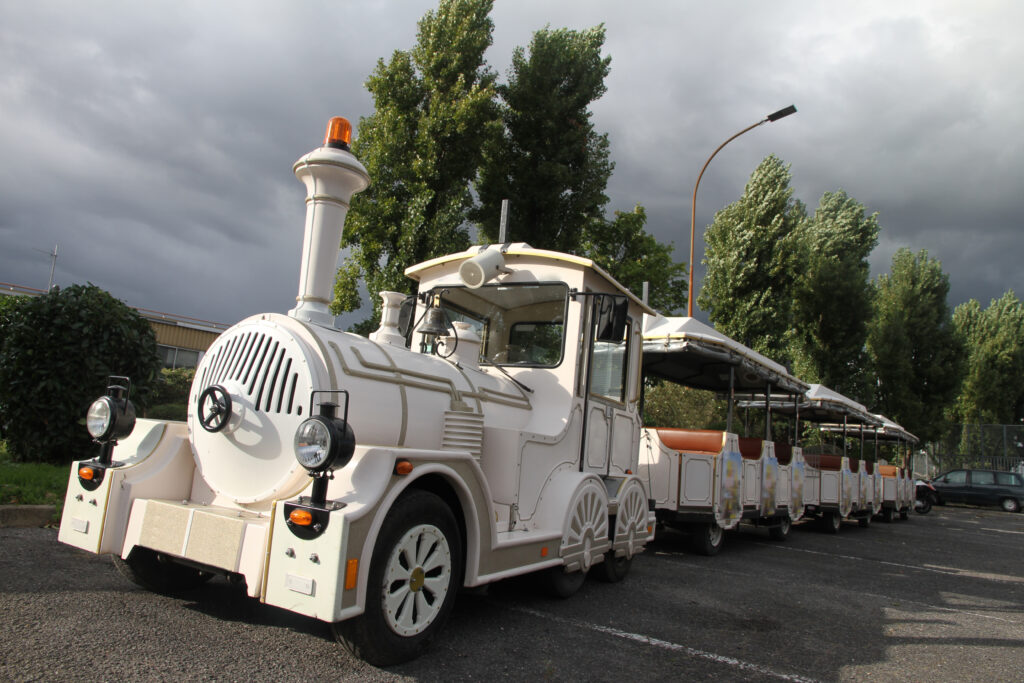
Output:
[{"left": 436, "top": 283, "right": 568, "bottom": 367}]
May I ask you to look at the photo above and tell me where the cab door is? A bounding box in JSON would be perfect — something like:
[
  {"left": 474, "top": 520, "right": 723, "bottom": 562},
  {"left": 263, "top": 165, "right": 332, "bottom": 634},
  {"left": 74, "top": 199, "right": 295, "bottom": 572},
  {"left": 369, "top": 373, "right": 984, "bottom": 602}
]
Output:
[{"left": 580, "top": 297, "right": 637, "bottom": 476}]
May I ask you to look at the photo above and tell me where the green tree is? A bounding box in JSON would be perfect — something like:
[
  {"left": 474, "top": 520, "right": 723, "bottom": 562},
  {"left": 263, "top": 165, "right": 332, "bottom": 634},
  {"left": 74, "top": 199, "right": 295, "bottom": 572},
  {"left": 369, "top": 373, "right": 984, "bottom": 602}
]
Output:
[
  {"left": 332, "top": 0, "right": 499, "bottom": 333},
  {"left": 580, "top": 206, "right": 687, "bottom": 314},
  {"left": 0, "top": 285, "right": 161, "bottom": 463},
  {"left": 789, "top": 191, "right": 879, "bottom": 400},
  {"left": 474, "top": 25, "right": 612, "bottom": 253},
  {"left": 866, "top": 248, "right": 963, "bottom": 442},
  {"left": 698, "top": 155, "right": 805, "bottom": 359},
  {"left": 952, "top": 291, "right": 1024, "bottom": 424}
]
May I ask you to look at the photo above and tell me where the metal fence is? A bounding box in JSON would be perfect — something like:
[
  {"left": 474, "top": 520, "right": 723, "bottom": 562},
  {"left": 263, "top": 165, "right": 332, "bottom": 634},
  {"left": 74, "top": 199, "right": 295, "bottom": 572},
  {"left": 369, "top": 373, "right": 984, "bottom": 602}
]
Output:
[{"left": 924, "top": 423, "right": 1024, "bottom": 476}]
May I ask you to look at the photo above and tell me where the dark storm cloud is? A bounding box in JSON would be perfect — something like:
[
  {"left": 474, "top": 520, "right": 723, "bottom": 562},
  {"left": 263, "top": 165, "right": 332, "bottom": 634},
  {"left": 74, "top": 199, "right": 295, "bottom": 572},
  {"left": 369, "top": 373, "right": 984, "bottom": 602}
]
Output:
[{"left": 1, "top": 1, "right": 1021, "bottom": 328}]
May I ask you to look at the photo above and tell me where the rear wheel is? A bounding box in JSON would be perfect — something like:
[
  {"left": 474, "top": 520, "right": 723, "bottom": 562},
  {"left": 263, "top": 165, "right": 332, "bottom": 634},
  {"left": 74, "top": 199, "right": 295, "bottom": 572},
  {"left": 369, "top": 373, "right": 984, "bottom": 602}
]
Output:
[
  {"left": 596, "top": 551, "right": 633, "bottom": 583},
  {"left": 768, "top": 516, "right": 791, "bottom": 541},
  {"left": 881, "top": 506, "right": 896, "bottom": 522},
  {"left": 1000, "top": 498, "right": 1021, "bottom": 513},
  {"left": 915, "top": 497, "right": 932, "bottom": 514},
  {"left": 541, "top": 565, "right": 588, "bottom": 598},
  {"left": 113, "top": 548, "right": 213, "bottom": 594},
  {"left": 820, "top": 511, "right": 841, "bottom": 534},
  {"left": 858, "top": 513, "right": 872, "bottom": 528},
  {"left": 690, "top": 522, "right": 724, "bottom": 556},
  {"left": 333, "top": 490, "right": 462, "bottom": 667}
]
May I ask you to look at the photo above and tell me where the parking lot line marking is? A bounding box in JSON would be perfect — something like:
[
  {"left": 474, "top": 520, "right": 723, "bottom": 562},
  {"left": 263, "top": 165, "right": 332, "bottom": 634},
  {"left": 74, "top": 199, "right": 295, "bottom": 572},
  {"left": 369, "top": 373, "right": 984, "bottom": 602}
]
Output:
[
  {"left": 982, "top": 527, "right": 1024, "bottom": 535},
  {"left": 503, "top": 604, "right": 820, "bottom": 683}
]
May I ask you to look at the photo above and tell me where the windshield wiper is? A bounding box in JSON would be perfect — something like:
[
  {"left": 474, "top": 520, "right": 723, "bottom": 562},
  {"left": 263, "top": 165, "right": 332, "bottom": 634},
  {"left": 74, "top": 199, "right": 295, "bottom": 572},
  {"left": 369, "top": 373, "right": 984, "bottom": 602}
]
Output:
[{"left": 489, "top": 362, "right": 533, "bottom": 394}]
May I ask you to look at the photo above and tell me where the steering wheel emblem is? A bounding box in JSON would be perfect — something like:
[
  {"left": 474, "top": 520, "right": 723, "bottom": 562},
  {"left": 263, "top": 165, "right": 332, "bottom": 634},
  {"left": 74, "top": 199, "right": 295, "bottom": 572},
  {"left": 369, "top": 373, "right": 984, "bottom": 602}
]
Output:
[{"left": 197, "top": 385, "right": 232, "bottom": 433}]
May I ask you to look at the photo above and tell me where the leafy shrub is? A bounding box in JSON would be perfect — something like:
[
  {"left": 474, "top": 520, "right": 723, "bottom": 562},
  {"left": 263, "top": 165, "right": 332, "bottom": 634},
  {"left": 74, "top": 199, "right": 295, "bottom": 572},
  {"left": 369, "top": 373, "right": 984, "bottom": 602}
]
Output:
[
  {"left": 148, "top": 368, "right": 195, "bottom": 411},
  {"left": 0, "top": 285, "right": 162, "bottom": 464}
]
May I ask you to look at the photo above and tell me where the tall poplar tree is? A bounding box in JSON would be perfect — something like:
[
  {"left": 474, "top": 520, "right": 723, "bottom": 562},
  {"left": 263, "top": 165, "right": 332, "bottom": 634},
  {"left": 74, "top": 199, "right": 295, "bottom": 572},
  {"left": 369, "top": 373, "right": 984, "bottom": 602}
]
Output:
[
  {"left": 331, "top": 0, "right": 499, "bottom": 331},
  {"left": 790, "top": 191, "right": 879, "bottom": 399},
  {"left": 697, "top": 155, "right": 805, "bottom": 358},
  {"left": 952, "top": 291, "right": 1024, "bottom": 424},
  {"left": 866, "top": 248, "right": 963, "bottom": 441},
  {"left": 474, "top": 25, "right": 613, "bottom": 252}
]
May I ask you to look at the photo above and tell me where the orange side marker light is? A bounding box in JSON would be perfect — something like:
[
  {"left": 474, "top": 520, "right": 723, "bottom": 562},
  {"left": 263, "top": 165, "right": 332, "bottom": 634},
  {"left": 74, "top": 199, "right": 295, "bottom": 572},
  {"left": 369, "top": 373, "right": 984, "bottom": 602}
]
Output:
[
  {"left": 394, "top": 460, "right": 414, "bottom": 476},
  {"left": 345, "top": 558, "right": 359, "bottom": 590},
  {"left": 289, "top": 509, "right": 314, "bottom": 526},
  {"left": 78, "top": 467, "right": 95, "bottom": 481}
]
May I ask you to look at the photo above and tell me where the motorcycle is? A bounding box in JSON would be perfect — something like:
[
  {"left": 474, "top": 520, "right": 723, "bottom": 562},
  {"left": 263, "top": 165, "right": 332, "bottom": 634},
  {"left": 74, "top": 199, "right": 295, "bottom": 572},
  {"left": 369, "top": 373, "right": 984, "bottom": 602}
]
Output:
[{"left": 915, "top": 479, "right": 938, "bottom": 514}]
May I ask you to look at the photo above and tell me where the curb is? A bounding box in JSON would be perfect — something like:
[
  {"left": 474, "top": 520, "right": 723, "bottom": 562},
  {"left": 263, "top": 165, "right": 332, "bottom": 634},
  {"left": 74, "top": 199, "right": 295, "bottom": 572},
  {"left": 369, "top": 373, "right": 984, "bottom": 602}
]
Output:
[{"left": 0, "top": 505, "right": 57, "bottom": 528}]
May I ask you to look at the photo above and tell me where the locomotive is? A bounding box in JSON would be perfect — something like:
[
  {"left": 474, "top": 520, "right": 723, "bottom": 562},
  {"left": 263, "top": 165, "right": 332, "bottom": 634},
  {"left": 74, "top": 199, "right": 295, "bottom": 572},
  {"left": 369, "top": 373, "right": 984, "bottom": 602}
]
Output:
[{"left": 59, "top": 117, "right": 655, "bottom": 666}]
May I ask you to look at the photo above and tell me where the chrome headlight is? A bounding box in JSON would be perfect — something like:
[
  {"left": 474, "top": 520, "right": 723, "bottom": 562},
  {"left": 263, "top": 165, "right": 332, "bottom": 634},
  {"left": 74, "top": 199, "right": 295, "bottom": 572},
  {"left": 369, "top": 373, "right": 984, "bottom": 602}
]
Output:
[
  {"left": 86, "top": 398, "right": 114, "bottom": 439},
  {"left": 86, "top": 395, "right": 136, "bottom": 442},
  {"left": 294, "top": 414, "right": 355, "bottom": 474}
]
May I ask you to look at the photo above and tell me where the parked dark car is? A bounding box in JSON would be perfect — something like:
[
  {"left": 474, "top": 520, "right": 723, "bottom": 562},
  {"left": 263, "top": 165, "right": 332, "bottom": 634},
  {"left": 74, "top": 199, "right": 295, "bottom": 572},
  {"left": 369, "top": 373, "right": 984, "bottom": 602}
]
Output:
[{"left": 930, "top": 469, "right": 1024, "bottom": 512}]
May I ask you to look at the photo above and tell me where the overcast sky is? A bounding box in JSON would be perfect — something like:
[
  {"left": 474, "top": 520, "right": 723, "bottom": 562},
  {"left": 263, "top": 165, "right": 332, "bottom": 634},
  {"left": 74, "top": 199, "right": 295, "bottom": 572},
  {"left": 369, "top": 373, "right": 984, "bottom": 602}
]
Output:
[{"left": 2, "top": 1, "right": 1021, "bottom": 330}]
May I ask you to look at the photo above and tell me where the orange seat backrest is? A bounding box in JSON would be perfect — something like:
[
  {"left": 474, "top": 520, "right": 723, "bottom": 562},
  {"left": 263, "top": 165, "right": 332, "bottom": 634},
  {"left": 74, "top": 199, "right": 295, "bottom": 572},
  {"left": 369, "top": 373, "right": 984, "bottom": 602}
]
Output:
[
  {"left": 738, "top": 437, "right": 763, "bottom": 460},
  {"left": 655, "top": 428, "right": 724, "bottom": 455},
  {"left": 775, "top": 443, "right": 793, "bottom": 465},
  {"left": 805, "top": 453, "right": 844, "bottom": 471},
  {"left": 877, "top": 464, "right": 898, "bottom": 477}
]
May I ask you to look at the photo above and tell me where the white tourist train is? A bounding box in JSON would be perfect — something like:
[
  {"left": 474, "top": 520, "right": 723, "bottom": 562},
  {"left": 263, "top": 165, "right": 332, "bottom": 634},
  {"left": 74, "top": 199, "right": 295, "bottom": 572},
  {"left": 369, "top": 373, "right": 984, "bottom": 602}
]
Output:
[{"left": 58, "top": 116, "right": 919, "bottom": 666}]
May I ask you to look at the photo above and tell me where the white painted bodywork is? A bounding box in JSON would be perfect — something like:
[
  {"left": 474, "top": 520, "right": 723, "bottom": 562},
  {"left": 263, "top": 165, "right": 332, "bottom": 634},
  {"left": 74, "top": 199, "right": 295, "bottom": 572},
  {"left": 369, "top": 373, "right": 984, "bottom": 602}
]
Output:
[{"left": 59, "top": 132, "right": 657, "bottom": 628}]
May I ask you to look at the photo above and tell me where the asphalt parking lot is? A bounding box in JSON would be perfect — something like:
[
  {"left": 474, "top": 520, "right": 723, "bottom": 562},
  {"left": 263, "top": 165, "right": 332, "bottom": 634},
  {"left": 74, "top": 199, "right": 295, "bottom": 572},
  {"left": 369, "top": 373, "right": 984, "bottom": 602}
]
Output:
[{"left": 2, "top": 504, "right": 1022, "bottom": 682}]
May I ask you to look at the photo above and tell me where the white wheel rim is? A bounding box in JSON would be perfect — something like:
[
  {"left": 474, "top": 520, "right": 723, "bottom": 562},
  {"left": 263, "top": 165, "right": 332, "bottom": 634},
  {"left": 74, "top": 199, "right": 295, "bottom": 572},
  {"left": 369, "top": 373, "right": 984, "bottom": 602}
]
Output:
[
  {"left": 382, "top": 523, "right": 452, "bottom": 637},
  {"left": 709, "top": 524, "right": 723, "bottom": 545},
  {"left": 616, "top": 484, "right": 647, "bottom": 558}
]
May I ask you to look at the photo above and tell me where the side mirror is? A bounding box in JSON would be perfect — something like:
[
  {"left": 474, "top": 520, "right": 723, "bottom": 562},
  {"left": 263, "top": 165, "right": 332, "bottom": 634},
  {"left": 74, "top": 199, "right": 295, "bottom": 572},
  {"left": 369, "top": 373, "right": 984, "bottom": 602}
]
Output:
[{"left": 595, "top": 295, "right": 628, "bottom": 343}]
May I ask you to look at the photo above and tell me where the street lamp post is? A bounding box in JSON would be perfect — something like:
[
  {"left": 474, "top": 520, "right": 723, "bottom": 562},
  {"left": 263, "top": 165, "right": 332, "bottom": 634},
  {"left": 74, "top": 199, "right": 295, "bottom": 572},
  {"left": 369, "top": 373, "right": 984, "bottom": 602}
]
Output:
[{"left": 687, "top": 105, "right": 797, "bottom": 317}]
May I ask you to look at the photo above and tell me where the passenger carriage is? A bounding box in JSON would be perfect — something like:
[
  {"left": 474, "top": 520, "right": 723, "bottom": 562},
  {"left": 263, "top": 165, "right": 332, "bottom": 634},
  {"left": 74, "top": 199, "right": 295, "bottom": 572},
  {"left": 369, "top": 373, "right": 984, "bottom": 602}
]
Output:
[{"left": 638, "top": 316, "right": 807, "bottom": 554}]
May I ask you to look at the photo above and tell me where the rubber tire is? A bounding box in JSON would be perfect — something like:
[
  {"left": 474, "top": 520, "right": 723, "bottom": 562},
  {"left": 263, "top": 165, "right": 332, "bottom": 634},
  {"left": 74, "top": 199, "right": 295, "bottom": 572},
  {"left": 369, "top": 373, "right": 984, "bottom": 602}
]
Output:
[
  {"left": 821, "top": 511, "right": 841, "bottom": 534},
  {"left": 541, "top": 565, "right": 588, "bottom": 598},
  {"left": 691, "top": 522, "right": 724, "bottom": 556},
  {"left": 768, "top": 516, "right": 791, "bottom": 541},
  {"left": 332, "top": 490, "right": 462, "bottom": 667},
  {"left": 112, "top": 548, "right": 213, "bottom": 594},
  {"left": 595, "top": 550, "right": 632, "bottom": 583},
  {"left": 1000, "top": 498, "right": 1021, "bottom": 513},
  {"left": 915, "top": 498, "right": 932, "bottom": 515},
  {"left": 899, "top": 509, "right": 909, "bottom": 520},
  {"left": 881, "top": 507, "right": 896, "bottom": 523},
  {"left": 858, "top": 514, "right": 872, "bottom": 528}
]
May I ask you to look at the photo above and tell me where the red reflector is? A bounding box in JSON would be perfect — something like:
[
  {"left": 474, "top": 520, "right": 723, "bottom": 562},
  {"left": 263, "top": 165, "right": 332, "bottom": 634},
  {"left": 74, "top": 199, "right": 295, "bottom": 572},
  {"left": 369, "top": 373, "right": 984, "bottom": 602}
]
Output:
[
  {"left": 394, "top": 460, "right": 413, "bottom": 476},
  {"left": 540, "top": 547, "right": 548, "bottom": 557},
  {"left": 78, "top": 467, "right": 95, "bottom": 481},
  {"left": 289, "top": 509, "right": 314, "bottom": 526}
]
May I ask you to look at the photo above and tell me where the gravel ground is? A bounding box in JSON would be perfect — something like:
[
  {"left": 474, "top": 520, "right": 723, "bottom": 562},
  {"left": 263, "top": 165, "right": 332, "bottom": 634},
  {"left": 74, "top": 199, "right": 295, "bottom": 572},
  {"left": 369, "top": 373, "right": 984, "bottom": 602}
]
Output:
[{"left": 1, "top": 504, "right": 1022, "bottom": 682}]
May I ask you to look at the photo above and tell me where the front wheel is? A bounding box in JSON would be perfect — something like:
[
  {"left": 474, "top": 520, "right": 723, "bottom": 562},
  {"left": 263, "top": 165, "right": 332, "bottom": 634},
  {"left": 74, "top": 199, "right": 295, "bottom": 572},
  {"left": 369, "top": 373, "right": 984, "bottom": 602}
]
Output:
[
  {"left": 690, "top": 522, "right": 724, "bottom": 556},
  {"left": 858, "top": 513, "right": 872, "bottom": 528},
  {"left": 1000, "top": 498, "right": 1021, "bottom": 513},
  {"left": 768, "top": 516, "right": 791, "bottom": 541},
  {"left": 820, "top": 511, "right": 841, "bottom": 534},
  {"left": 333, "top": 490, "right": 462, "bottom": 667},
  {"left": 915, "top": 497, "right": 932, "bottom": 514}
]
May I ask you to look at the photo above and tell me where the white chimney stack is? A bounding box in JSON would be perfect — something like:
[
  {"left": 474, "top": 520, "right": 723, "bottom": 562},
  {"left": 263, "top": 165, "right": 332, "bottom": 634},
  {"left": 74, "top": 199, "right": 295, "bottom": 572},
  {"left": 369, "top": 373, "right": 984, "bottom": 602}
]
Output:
[{"left": 288, "top": 117, "right": 370, "bottom": 326}]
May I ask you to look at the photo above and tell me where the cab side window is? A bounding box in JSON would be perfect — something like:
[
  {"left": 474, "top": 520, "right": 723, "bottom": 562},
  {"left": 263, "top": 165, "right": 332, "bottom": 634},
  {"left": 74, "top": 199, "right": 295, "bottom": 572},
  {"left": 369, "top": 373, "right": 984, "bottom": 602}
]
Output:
[{"left": 590, "top": 320, "right": 631, "bottom": 403}]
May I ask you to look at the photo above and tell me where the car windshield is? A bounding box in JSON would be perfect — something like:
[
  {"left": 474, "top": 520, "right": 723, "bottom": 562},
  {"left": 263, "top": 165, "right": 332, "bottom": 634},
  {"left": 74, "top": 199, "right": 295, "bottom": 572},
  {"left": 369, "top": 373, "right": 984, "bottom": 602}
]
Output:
[{"left": 435, "top": 283, "right": 568, "bottom": 367}]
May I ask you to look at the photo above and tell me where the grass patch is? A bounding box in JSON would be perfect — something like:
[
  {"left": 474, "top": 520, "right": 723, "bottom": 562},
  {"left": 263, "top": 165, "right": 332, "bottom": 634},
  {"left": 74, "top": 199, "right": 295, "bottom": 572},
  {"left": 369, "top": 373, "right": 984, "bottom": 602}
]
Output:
[{"left": 0, "top": 441, "right": 69, "bottom": 521}]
